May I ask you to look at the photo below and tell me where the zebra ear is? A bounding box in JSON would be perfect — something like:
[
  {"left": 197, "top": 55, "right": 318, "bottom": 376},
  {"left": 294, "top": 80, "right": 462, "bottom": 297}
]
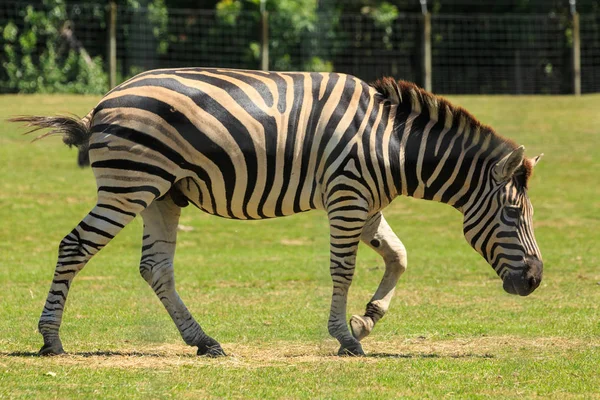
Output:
[
  {"left": 531, "top": 153, "right": 544, "bottom": 167},
  {"left": 493, "top": 145, "right": 525, "bottom": 181}
]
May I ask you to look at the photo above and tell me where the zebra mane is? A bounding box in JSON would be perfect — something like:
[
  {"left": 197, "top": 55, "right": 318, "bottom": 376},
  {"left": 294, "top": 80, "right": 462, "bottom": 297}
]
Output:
[
  {"left": 371, "top": 77, "right": 533, "bottom": 186},
  {"left": 517, "top": 158, "right": 535, "bottom": 189}
]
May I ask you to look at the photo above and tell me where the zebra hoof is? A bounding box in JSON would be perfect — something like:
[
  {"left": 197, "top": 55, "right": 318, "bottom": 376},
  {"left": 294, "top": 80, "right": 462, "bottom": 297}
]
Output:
[
  {"left": 350, "top": 315, "right": 374, "bottom": 341},
  {"left": 39, "top": 342, "right": 65, "bottom": 356},
  {"left": 337, "top": 341, "right": 365, "bottom": 357},
  {"left": 197, "top": 341, "right": 226, "bottom": 357}
]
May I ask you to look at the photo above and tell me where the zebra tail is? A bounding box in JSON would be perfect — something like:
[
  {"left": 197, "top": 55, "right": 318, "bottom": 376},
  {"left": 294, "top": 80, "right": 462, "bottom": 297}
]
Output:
[{"left": 9, "top": 110, "right": 95, "bottom": 167}]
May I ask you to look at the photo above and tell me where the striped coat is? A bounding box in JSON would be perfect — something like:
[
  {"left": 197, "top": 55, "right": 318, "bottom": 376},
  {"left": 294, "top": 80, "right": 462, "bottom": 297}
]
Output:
[
  {"left": 90, "top": 69, "right": 400, "bottom": 218},
  {"left": 12, "top": 68, "right": 543, "bottom": 357}
]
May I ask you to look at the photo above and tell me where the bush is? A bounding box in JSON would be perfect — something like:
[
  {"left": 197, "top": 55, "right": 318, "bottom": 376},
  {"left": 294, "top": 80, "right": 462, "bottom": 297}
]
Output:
[{"left": 0, "top": 0, "right": 108, "bottom": 94}]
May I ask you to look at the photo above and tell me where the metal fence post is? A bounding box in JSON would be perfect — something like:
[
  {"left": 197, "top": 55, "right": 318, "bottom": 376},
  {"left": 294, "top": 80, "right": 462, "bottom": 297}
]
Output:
[
  {"left": 421, "top": 0, "right": 432, "bottom": 92},
  {"left": 569, "top": 0, "right": 581, "bottom": 96},
  {"left": 571, "top": 5, "right": 581, "bottom": 96},
  {"left": 260, "top": 0, "right": 269, "bottom": 71},
  {"left": 108, "top": 1, "right": 117, "bottom": 88}
]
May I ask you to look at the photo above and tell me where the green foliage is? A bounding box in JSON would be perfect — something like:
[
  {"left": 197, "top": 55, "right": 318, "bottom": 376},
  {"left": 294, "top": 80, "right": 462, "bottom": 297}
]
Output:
[
  {"left": 303, "top": 56, "right": 333, "bottom": 72},
  {"left": 0, "top": 0, "right": 108, "bottom": 94},
  {"left": 316, "top": 0, "right": 600, "bottom": 14},
  {"left": 148, "top": 0, "right": 170, "bottom": 55},
  {"left": 216, "top": 0, "right": 243, "bottom": 26},
  {"left": 267, "top": 0, "right": 320, "bottom": 70},
  {"left": 366, "top": 1, "right": 399, "bottom": 28},
  {"left": 2, "top": 22, "right": 18, "bottom": 42},
  {"left": 360, "top": 2, "right": 399, "bottom": 50},
  {"left": 1, "top": 0, "right": 596, "bottom": 93}
]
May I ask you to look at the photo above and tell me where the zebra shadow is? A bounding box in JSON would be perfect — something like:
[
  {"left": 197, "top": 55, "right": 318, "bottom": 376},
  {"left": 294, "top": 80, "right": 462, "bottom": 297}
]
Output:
[
  {"left": 366, "top": 352, "right": 495, "bottom": 359},
  {"left": 2, "top": 351, "right": 495, "bottom": 359},
  {"left": 2, "top": 351, "right": 40, "bottom": 357},
  {"left": 2, "top": 351, "right": 196, "bottom": 358}
]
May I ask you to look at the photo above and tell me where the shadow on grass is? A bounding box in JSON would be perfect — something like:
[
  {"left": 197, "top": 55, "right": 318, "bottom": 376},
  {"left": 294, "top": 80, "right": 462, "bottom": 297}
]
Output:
[
  {"left": 366, "top": 352, "right": 495, "bottom": 359},
  {"left": 3, "top": 352, "right": 40, "bottom": 357},
  {"left": 3, "top": 351, "right": 495, "bottom": 359},
  {"left": 2, "top": 351, "right": 196, "bottom": 358}
]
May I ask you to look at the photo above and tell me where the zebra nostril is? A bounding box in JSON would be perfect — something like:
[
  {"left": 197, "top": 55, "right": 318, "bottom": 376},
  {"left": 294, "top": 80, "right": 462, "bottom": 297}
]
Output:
[
  {"left": 524, "top": 256, "right": 543, "bottom": 292},
  {"left": 527, "top": 274, "right": 542, "bottom": 291}
]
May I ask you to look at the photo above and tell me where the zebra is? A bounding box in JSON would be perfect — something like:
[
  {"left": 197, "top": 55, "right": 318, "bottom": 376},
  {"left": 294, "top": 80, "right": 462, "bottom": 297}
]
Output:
[{"left": 11, "top": 68, "right": 544, "bottom": 357}]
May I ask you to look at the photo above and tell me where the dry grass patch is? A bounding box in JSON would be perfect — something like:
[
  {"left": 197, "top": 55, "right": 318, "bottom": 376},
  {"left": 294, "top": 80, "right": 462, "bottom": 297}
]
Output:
[
  {"left": 4, "top": 336, "right": 597, "bottom": 370},
  {"left": 279, "top": 238, "right": 311, "bottom": 246}
]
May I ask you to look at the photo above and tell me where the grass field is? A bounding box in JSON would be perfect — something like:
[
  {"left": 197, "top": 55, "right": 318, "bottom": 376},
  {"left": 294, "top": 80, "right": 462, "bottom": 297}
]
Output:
[{"left": 0, "top": 94, "right": 599, "bottom": 399}]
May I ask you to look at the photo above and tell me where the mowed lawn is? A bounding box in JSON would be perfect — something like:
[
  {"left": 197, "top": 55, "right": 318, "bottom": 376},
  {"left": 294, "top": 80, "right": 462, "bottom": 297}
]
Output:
[{"left": 0, "top": 93, "right": 598, "bottom": 399}]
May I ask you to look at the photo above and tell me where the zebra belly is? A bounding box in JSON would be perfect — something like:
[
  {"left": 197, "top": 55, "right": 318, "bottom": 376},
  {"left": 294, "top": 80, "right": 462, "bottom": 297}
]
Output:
[{"left": 173, "top": 176, "right": 316, "bottom": 220}]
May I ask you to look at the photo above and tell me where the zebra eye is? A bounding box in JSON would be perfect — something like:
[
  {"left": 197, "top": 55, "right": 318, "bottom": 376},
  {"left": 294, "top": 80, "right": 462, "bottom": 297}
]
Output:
[{"left": 505, "top": 206, "right": 520, "bottom": 219}]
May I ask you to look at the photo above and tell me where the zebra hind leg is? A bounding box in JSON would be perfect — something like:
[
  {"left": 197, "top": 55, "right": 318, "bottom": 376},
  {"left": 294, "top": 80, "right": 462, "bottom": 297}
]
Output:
[
  {"left": 38, "top": 196, "right": 147, "bottom": 355},
  {"left": 139, "top": 191, "right": 225, "bottom": 357},
  {"left": 350, "top": 212, "right": 407, "bottom": 341}
]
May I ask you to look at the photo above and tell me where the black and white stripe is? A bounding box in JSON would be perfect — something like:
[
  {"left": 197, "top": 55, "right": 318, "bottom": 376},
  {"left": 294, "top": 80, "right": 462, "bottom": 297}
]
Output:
[{"left": 12, "top": 68, "right": 543, "bottom": 356}]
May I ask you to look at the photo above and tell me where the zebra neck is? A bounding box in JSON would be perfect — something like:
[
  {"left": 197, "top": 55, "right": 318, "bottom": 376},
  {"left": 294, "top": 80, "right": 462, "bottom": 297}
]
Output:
[{"left": 393, "top": 108, "right": 507, "bottom": 210}]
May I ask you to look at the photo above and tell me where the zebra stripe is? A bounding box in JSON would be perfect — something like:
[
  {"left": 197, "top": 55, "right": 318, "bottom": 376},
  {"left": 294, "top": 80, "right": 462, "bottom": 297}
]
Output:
[{"left": 11, "top": 68, "right": 543, "bottom": 357}]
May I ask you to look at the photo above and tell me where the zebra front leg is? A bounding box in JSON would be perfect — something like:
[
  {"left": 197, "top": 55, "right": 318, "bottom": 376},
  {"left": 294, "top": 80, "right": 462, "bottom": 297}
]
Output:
[
  {"left": 38, "top": 197, "right": 144, "bottom": 355},
  {"left": 327, "top": 207, "right": 368, "bottom": 356},
  {"left": 350, "top": 212, "right": 407, "bottom": 341},
  {"left": 139, "top": 193, "right": 225, "bottom": 357}
]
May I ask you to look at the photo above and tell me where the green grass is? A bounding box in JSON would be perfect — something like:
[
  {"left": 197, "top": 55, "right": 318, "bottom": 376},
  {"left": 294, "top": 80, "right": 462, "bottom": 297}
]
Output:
[{"left": 0, "top": 94, "right": 599, "bottom": 399}]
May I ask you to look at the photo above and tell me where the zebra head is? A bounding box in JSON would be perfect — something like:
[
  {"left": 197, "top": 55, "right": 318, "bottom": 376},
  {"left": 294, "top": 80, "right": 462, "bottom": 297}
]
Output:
[{"left": 463, "top": 145, "right": 543, "bottom": 296}]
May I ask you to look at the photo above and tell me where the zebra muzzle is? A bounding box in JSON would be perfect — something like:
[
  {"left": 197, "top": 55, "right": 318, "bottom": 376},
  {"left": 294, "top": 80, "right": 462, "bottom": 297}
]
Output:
[{"left": 502, "top": 257, "right": 543, "bottom": 296}]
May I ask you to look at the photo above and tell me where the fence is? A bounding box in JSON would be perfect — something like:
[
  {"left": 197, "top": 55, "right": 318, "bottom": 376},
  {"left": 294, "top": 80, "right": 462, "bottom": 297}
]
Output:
[{"left": 1, "top": 1, "right": 599, "bottom": 95}]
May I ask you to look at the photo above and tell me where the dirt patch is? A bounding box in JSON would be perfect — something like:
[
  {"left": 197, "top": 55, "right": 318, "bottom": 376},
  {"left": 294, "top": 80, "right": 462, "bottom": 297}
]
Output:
[
  {"left": 77, "top": 276, "right": 115, "bottom": 281},
  {"left": 177, "top": 224, "right": 194, "bottom": 232},
  {"left": 4, "top": 336, "right": 598, "bottom": 370},
  {"left": 279, "top": 238, "right": 310, "bottom": 246}
]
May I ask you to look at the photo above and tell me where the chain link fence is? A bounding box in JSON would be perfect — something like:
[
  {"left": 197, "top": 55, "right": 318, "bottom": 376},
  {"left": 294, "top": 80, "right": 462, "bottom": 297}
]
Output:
[
  {"left": 432, "top": 14, "right": 572, "bottom": 94},
  {"left": 1, "top": 1, "right": 599, "bottom": 94},
  {"left": 581, "top": 14, "right": 600, "bottom": 92},
  {"left": 272, "top": 13, "right": 423, "bottom": 84},
  {"left": 115, "top": 8, "right": 259, "bottom": 75}
]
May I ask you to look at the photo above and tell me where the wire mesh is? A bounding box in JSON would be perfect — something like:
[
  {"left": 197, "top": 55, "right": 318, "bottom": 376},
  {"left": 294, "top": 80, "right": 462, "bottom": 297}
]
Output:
[
  {"left": 581, "top": 14, "right": 600, "bottom": 93},
  {"left": 1, "top": 1, "right": 600, "bottom": 94},
  {"left": 0, "top": 1, "right": 24, "bottom": 28},
  {"left": 0, "top": 1, "right": 107, "bottom": 93},
  {"left": 65, "top": 3, "right": 107, "bottom": 60},
  {"left": 116, "top": 8, "right": 260, "bottom": 77},
  {"left": 268, "top": 12, "right": 422, "bottom": 84},
  {"left": 432, "top": 14, "right": 571, "bottom": 94},
  {"left": 0, "top": 2, "right": 106, "bottom": 59},
  {"left": 315, "top": 0, "right": 599, "bottom": 14},
  {"left": 332, "top": 13, "right": 422, "bottom": 84}
]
